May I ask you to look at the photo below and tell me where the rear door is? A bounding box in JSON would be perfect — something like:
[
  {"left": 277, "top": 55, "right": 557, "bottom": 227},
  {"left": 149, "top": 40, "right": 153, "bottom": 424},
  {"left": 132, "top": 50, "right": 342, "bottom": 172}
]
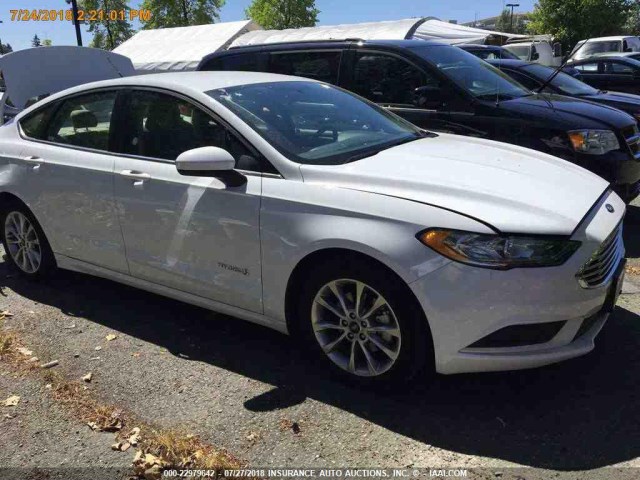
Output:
[
  {"left": 572, "top": 61, "right": 607, "bottom": 89},
  {"left": 18, "top": 89, "right": 129, "bottom": 272}
]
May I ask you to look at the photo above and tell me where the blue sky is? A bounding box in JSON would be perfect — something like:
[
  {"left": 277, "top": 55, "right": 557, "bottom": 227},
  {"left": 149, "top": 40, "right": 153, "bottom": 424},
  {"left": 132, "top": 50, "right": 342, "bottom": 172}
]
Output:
[{"left": 1, "top": 0, "right": 537, "bottom": 51}]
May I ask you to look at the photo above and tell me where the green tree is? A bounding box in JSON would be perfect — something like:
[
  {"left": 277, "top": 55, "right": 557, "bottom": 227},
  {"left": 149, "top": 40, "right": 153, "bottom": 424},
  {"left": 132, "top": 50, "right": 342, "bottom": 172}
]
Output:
[
  {"left": 140, "top": 0, "right": 225, "bottom": 29},
  {"left": 624, "top": 0, "right": 640, "bottom": 34},
  {"left": 0, "top": 42, "right": 12, "bottom": 54},
  {"left": 495, "top": 8, "right": 527, "bottom": 34},
  {"left": 31, "top": 34, "right": 41, "bottom": 47},
  {"left": 245, "top": 0, "right": 319, "bottom": 29},
  {"left": 528, "top": 0, "right": 634, "bottom": 51},
  {"left": 42, "top": 39, "right": 53, "bottom": 46},
  {"left": 79, "top": 0, "right": 134, "bottom": 50}
]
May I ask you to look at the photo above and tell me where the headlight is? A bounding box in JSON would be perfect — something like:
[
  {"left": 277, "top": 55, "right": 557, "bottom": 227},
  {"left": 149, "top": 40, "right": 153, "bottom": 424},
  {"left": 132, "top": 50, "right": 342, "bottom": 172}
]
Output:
[
  {"left": 418, "top": 229, "right": 581, "bottom": 269},
  {"left": 568, "top": 130, "right": 620, "bottom": 155}
]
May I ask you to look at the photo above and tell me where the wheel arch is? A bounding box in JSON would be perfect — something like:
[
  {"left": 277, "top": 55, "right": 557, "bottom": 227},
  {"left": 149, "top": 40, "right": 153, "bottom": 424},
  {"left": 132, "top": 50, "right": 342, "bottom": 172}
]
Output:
[{"left": 284, "top": 247, "right": 431, "bottom": 339}]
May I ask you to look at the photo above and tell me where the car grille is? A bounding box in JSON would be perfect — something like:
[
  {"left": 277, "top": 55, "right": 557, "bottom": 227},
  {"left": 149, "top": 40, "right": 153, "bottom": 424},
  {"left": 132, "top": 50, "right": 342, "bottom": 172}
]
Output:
[
  {"left": 622, "top": 124, "right": 640, "bottom": 159},
  {"left": 576, "top": 221, "right": 624, "bottom": 288}
]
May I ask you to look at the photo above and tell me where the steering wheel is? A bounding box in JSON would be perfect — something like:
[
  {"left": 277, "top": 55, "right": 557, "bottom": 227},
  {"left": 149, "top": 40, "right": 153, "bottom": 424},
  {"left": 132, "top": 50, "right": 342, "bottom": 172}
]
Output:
[{"left": 313, "top": 118, "right": 338, "bottom": 142}]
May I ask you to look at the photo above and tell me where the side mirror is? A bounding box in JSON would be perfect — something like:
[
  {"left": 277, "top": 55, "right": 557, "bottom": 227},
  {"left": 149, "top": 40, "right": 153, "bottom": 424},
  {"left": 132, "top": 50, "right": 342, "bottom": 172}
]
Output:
[
  {"left": 531, "top": 51, "right": 540, "bottom": 61},
  {"left": 176, "top": 146, "right": 246, "bottom": 186},
  {"left": 553, "top": 42, "right": 562, "bottom": 57}
]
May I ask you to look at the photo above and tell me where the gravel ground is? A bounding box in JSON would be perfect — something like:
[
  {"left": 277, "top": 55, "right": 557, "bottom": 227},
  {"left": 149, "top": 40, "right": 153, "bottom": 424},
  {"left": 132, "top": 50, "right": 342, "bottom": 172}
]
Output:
[{"left": 1, "top": 203, "right": 640, "bottom": 479}]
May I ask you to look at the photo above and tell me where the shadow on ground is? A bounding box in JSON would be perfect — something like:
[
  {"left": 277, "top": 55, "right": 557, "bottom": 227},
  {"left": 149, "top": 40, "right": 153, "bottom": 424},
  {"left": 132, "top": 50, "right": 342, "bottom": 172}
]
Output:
[{"left": 1, "top": 260, "right": 639, "bottom": 471}]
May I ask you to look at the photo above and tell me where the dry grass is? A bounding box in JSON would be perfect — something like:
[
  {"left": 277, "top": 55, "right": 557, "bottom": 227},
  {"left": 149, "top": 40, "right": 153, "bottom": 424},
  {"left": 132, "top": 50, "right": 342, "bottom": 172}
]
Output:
[
  {"left": 626, "top": 264, "right": 640, "bottom": 276},
  {"left": 142, "top": 429, "right": 240, "bottom": 471},
  {"left": 0, "top": 318, "right": 243, "bottom": 479}
]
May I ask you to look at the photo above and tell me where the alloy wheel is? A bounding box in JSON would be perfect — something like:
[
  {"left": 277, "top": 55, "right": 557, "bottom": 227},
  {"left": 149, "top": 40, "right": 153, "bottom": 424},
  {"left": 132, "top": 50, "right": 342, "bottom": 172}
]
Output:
[
  {"left": 4, "top": 211, "right": 42, "bottom": 274},
  {"left": 311, "top": 279, "right": 402, "bottom": 377}
]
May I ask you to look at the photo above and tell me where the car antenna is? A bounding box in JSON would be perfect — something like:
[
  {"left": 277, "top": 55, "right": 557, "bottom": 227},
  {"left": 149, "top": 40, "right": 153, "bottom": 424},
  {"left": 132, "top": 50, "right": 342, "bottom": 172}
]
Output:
[{"left": 536, "top": 38, "right": 589, "bottom": 94}]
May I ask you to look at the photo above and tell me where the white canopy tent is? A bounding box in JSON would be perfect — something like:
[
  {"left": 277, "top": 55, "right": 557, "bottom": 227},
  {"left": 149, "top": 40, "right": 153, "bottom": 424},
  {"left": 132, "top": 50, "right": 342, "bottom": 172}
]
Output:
[
  {"left": 230, "top": 18, "right": 527, "bottom": 48},
  {"left": 114, "top": 20, "right": 261, "bottom": 72}
]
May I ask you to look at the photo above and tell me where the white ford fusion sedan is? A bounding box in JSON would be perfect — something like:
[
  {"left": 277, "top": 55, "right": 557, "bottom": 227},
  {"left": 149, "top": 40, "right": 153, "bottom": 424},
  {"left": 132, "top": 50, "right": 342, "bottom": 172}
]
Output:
[{"left": 0, "top": 71, "right": 626, "bottom": 384}]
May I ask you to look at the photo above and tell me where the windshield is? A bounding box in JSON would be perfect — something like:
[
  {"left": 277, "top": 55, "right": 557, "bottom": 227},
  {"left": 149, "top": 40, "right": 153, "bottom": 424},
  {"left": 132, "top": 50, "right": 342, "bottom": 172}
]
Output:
[
  {"left": 505, "top": 45, "right": 530, "bottom": 60},
  {"left": 523, "top": 63, "right": 599, "bottom": 96},
  {"left": 410, "top": 45, "right": 531, "bottom": 100},
  {"left": 207, "top": 81, "right": 425, "bottom": 165},
  {"left": 467, "top": 48, "right": 519, "bottom": 60},
  {"left": 575, "top": 41, "right": 622, "bottom": 59}
]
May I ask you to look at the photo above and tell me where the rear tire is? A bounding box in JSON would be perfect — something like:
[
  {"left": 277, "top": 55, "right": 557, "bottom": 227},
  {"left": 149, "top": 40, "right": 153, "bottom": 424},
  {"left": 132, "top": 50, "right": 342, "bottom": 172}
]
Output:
[
  {"left": 0, "top": 201, "right": 56, "bottom": 279},
  {"left": 296, "top": 256, "right": 433, "bottom": 387}
]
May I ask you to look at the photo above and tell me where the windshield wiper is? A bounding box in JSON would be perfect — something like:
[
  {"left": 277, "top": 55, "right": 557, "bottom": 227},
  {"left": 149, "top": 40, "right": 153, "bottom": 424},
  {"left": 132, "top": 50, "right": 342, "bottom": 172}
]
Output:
[{"left": 345, "top": 134, "right": 424, "bottom": 163}]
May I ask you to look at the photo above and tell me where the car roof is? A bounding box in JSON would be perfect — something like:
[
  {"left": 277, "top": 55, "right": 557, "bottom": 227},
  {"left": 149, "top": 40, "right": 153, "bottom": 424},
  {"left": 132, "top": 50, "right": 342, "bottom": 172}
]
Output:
[
  {"left": 14, "top": 71, "right": 317, "bottom": 120},
  {"left": 570, "top": 55, "right": 640, "bottom": 65},
  {"left": 216, "top": 38, "right": 446, "bottom": 54},
  {"left": 457, "top": 44, "right": 503, "bottom": 50},
  {"left": 578, "top": 36, "right": 636, "bottom": 43}
]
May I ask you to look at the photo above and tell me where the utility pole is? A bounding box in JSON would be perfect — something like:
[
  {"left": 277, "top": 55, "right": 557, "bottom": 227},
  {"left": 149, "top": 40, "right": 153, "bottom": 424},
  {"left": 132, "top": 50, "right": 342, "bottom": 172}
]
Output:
[
  {"left": 66, "top": 0, "right": 83, "bottom": 46},
  {"left": 506, "top": 3, "right": 520, "bottom": 32}
]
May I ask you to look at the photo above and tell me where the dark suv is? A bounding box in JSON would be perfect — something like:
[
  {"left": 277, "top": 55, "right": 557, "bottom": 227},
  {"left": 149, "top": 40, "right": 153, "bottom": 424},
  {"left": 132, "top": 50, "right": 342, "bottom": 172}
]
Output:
[{"left": 198, "top": 39, "right": 640, "bottom": 201}]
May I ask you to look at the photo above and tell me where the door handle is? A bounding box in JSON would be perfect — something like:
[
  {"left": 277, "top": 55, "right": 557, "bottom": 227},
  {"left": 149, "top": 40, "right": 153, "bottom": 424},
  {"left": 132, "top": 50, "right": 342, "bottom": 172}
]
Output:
[{"left": 120, "top": 170, "right": 151, "bottom": 180}]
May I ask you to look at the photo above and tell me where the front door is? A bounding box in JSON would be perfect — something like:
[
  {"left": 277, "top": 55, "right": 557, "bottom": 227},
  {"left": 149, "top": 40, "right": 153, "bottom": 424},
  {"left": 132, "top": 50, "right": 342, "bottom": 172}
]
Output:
[{"left": 112, "top": 89, "right": 264, "bottom": 313}]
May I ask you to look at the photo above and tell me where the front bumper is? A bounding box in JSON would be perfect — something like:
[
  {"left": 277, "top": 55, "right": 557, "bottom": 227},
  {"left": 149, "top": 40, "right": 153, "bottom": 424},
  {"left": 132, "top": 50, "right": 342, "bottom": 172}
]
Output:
[
  {"left": 573, "top": 150, "right": 640, "bottom": 203},
  {"left": 409, "top": 190, "right": 626, "bottom": 375}
]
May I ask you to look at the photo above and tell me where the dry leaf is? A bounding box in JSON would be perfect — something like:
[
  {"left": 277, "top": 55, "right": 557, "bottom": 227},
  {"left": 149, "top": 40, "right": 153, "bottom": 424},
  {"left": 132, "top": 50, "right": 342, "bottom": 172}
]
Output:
[
  {"left": 128, "top": 427, "right": 141, "bottom": 446},
  {"left": 246, "top": 431, "right": 260, "bottom": 442},
  {"left": 17, "top": 347, "right": 33, "bottom": 356},
  {"left": 3, "top": 395, "right": 20, "bottom": 407},
  {"left": 0, "top": 311, "right": 14, "bottom": 317},
  {"left": 94, "top": 346, "right": 102, "bottom": 351},
  {"left": 82, "top": 372, "right": 93, "bottom": 383},
  {"left": 111, "top": 441, "right": 131, "bottom": 452},
  {"left": 105, "top": 334, "right": 117, "bottom": 341},
  {"left": 87, "top": 421, "right": 99, "bottom": 431}
]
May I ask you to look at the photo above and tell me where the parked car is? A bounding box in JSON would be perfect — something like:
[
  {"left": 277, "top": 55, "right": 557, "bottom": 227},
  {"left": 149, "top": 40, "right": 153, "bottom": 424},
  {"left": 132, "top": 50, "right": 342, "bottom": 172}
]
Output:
[
  {"left": 457, "top": 44, "right": 519, "bottom": 60},
  {"left": 488, "top": 59, "right": 640, "bottom": 122},
  {"left": 568, "top": 56, "right": 640, "bottom": 94},
  {"left": 199, "top": 39, "right": 640, "bottom": 201},
  {"left": 570, "top": 36, "right": 640, "bottom": 62},
  {"left": 462, "top": 45, "right": 580, "bottom": 77},
  {"left": 571, "top": 51, "right": 640, "bottom": 62},
  {"left": 0, "top": 71, "right": 626, "bottom": 383},
  {"left": 503, "top": 40, "right": 562, "bottom": 66}
]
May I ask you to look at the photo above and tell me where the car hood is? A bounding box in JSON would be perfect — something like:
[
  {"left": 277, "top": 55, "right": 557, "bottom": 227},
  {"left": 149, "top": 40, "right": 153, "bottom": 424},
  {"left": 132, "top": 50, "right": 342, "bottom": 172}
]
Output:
[
  {"left": 495, "top": 93, "right": 636, "bottom": 130},
  {"left": 581, "top": 90, "right": 640, "bottom": 113},
  {"left": 0, "top": 46, "right": 134, "bottom": 110},
  {"left": 299, "top": 134, "right": 609, "bottom": 235}
]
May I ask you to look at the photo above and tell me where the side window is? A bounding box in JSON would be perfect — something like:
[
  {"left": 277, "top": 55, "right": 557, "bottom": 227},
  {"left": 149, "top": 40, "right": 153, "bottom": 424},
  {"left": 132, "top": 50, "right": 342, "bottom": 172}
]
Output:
[
  {"left": 606, "top": 61, "right": 634, "bottom": 74},
  {"left": 19, "top": 103, "right": 57, "bottom": 140},
  {"left": 269, "top": 51, "right": 342, "bottom": 83},
  {"left": 122, "top": 90, "right": 265, "bottom": 171},
  {"left": 202, "top": 53, "right": 263, "bottom": 72},
  {"left": 574, "top": 62, "right": 599, "bottom": 73},
  {"left": 45, "top": 91, "right": 117, "bottom": 151},
  {"left": 505, "top": 70, "right": 540, "bottom": 90},
  {"left": 353, "top": 52, "right": 433, "bottom": 107}
]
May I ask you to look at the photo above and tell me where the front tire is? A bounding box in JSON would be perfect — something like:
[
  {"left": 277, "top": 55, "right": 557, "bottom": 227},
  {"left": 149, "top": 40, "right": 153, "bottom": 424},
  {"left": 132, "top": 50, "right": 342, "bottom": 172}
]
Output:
[
  {"left": 296, "top": 257, "right": 433, "bottom": 386},
  {"left": 1, "top": 202, "right": 56, "bottom": 279}
]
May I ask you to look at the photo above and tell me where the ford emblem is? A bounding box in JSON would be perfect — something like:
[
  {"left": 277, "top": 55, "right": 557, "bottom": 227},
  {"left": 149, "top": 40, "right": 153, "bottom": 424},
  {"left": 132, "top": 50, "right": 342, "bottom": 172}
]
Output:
[{"left": 606, "top": 204, "right": 614, "bottom": 213}]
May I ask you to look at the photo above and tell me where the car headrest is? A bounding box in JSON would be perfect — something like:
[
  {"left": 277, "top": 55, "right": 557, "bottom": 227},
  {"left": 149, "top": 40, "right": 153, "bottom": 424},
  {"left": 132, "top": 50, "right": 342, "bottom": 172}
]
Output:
[{"left": 71, "top": 109, "right": 97, "bottom": 130}]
